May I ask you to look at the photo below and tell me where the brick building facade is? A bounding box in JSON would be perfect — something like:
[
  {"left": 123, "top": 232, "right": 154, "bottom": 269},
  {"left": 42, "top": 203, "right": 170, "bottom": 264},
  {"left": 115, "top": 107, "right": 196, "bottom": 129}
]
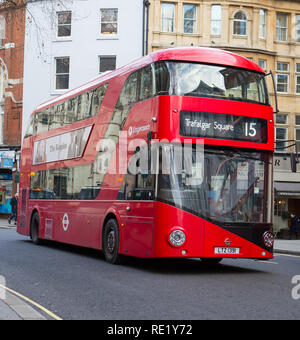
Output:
[{"left": 0, "top": 0, "right": 25, "bottom": 213}]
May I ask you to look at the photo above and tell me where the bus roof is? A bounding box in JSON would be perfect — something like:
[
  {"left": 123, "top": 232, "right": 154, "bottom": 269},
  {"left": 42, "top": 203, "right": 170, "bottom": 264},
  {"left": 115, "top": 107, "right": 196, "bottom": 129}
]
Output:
[{"left": 35, "top": 47, "right": 264, "bottom": 113}]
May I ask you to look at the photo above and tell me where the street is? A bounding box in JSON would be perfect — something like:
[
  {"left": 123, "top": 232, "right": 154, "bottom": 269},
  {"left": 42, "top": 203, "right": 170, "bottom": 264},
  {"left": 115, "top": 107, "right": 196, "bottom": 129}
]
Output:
[{"left": 0, "top": 227, "right": 299, "bottom": 320}]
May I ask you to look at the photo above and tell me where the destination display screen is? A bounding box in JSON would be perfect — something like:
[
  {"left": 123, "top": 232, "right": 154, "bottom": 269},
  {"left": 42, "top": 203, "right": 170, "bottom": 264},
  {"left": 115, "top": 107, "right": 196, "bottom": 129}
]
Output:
[{"left": 180, "top": 111, "right": 268, "bottom": 143}]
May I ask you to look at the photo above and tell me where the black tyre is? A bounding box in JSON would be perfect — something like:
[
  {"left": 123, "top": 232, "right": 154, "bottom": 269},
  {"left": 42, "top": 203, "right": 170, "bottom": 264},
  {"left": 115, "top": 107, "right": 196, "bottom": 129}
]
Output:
[
  {"left": 30, "top": 212, "right": 42, "bottom": 245},
  {"left": 102, "top": 219, "right": 122, "bottom": 264}
]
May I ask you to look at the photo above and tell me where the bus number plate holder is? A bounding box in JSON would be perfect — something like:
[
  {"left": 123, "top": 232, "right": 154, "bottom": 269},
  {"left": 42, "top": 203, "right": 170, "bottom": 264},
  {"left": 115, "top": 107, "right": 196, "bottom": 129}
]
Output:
[{"left": 214, "top": 247, "right": 240, "bottom": 255}]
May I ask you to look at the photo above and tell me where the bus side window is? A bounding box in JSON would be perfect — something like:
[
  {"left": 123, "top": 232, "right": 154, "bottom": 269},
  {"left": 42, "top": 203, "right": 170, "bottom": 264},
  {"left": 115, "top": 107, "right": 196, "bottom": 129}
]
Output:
[
  {"left": 135, "top": 173, "right": 153, "bottom": 200},
  {"left": 119, "top": 71, "right": 139, "bottom": 107},
  {"left": 24, "top": 114, "right": 35, "bottom": 138},
  {"left": 66, "top": 97, "right": 76, "bottom": 124},
  {"left": 154, "top": 61, "right": 170, "bottom": 95},
  {"left": 112, "top": 71, "right": 139, "bottom": 132},
  {"left": 36, "top": 111, "right": 49, "bottom": 134},
  {"left": 76, "top": 94, "right": 83, "bottom": 121},
  {"left": 139, "top": 65, "right": 154, "bottom": 101},
  {"left": 120, "top": 151, "right": 154, "bottom": 201},
  {"left": 91, "top": 83, "right": 108, "bottom": 116}
]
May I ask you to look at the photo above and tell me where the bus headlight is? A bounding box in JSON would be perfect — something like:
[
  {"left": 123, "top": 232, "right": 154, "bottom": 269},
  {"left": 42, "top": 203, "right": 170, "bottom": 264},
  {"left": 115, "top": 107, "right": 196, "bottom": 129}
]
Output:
[
  {"left": 169, "top": 230, "right": 186, "bottom": 247},
  {"left": 263, "top": 231, "right": 274, "bottom": 248}
]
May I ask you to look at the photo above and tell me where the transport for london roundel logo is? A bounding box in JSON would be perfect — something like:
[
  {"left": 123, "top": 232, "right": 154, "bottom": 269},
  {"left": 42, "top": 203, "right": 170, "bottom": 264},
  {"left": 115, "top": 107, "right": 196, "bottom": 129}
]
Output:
[{"left": 62, "top": 213, "right": 69, "bottom": 232}]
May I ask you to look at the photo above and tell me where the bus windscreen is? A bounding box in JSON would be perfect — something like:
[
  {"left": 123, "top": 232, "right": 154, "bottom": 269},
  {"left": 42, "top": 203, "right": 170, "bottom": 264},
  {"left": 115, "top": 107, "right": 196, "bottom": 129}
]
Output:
[{"left": 154, "top": 61, "right": 269, "bottom": 105}]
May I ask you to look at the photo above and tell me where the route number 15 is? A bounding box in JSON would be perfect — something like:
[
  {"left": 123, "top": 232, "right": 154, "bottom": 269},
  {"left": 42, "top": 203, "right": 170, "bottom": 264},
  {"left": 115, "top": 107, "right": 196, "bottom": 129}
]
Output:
[{"left": 245, "top": 123, "right": 257, "bottom": 137}]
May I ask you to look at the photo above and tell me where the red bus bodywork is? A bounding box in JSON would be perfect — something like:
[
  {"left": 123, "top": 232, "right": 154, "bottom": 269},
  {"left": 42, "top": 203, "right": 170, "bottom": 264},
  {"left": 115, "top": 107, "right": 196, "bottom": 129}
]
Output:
[{"left": 18, "top": 48, "right": 274, "bottom": 261}]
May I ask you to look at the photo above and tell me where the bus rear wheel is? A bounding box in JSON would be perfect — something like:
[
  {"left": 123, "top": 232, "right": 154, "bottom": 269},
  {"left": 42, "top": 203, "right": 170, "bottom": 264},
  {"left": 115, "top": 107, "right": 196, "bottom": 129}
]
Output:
[
  {"left": 102, "top": 218, "right": 122, "bottom": 264},
  {"left": 30, "top": 212, "right": 42, "bottom": 245}
]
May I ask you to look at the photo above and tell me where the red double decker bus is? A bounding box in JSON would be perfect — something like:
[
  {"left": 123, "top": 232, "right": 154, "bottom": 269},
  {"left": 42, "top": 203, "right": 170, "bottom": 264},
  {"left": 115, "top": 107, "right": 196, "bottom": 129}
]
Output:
[{"left": 18, "top": 47, "right": 275, "bottom": 264}]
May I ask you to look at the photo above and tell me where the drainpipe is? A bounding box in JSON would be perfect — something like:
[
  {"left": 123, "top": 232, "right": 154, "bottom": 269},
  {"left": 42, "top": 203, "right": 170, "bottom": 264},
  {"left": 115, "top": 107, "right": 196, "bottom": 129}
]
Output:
[{"left": 142, "top": 0, "right": 150, "bottom": 56}]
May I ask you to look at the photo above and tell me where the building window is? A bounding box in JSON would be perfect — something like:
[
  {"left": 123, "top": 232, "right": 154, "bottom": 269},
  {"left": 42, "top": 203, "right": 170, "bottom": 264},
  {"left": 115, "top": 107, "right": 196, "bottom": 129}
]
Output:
[
  {"left": 183, "top": 4, "right": 197, "bottom": 34},
  {"left": 0, "top": 16, "right": 5, "bottom": 47},
  {"left": 100, "top": 9, "right": 118, "bottom": 35},
  {"left": 277, "top": 61, "right": 289, "bottom": 72},
  {"left": 161, "top": 3, "right": 175, "bottom": 33},
  {"left": 57, "top": 11, "right": 72, "bottom": 38},
  {"left": 296, "top": 63, "right": 300, "bottom": 94},
  {"left": 275, "top": 127, "right": 288, "bottom": 152},
  {"left": 296, "top": 15, "right": 300, "bottom": 43},
  {"left": 99, "top": 56, "right": 116, "bottom": 73},
  {"left": 295, "top": 115, "right": 300, "bottom": 125},
  {"left": 233, "top": 11, "right": 247, "bottom": 36},
  {"left": 276, "top": 114, "right": 288, "bottom": 125},
  {"left": 211, "top": 5, "right": 222, "bottom": 35},
  {"left": 259, "top": 9, "right": 266, "bottom": 39},
  {"left": 277, "top": 74, "right": 289, "bottom": 93},
  {"left": 55, "top": 57, "right": 70, "bottom": 90},
  {"left": 258, "top": 59, "right": 267, "bottom": 71},
  {"left": 296, "top": 129, "right": 300, "bottom": 152},
  {"left": 296, "top": 76, "right": 300, "bottom": 94},
  {"left": 276, "top": 13, "right": 288, "bottom": 41},
  {"left": 276, "top": 62, "right": 289, "bottom": 93},
  {"left": 274, "top": 199, "right": 287, "bottom": 218}
]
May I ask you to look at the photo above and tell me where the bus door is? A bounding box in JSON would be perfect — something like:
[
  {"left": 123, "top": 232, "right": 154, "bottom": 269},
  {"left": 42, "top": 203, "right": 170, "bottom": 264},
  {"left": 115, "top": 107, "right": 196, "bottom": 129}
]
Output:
[{"left": 118, "top": 153, "right": 154, "bottom": 258}]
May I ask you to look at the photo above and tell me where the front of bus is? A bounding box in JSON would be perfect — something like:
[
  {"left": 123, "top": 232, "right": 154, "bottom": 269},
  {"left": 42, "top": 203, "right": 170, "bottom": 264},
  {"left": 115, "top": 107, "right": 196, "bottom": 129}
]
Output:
[{"left": 151, "top": 48, "right": 274, "bottom": 261}]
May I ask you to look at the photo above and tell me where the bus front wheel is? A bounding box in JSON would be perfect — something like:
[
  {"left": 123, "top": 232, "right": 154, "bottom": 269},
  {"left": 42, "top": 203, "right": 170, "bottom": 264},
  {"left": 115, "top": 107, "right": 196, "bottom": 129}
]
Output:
[
  {"left": 30, "top": 212, "right": 42, "bottom": 245},
  {"left": 102, "top": 218, "right": 122, "bottom": 264}
]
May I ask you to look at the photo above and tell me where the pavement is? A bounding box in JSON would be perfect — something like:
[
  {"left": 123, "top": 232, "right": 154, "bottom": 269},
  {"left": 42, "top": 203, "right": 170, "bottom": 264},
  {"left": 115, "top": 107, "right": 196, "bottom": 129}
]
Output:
[{"left": 0, "top": 218, "right": 299, "bottom": 320}]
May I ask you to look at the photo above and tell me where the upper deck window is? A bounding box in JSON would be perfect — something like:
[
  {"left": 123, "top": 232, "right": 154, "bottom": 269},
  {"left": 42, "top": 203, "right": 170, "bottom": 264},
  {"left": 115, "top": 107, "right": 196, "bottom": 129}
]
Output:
[
  {"left": 154, "top": 61, "right": 269, "bottom": 106},
  {"left": 25, "top": 83, "right": 108, "bottom": 138}
]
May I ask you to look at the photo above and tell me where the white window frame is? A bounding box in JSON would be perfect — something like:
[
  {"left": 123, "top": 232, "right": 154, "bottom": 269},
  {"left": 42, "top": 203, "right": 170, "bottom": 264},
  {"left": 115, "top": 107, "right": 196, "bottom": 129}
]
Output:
[
  {"left": 233, "top": 11, "right": 247, "bottom": 36},
  {"left": 276, "top": 113, "right": 288, "bottom": 125},
  {"left": 56, "top": 11, "right": 72, "bottom": 40},
  {"left": 275, "top": 127, "right": 288, "bottom": 153},
  {"left": 277, "top": 61, "right": 289, "bottom": 72},
  {"left": 211, "top": 5, "right": 222, "bottom": 36},
  {"left": 258, "top": 59, "right": 267, "bottom": 72},
  {"left": 276, "top": 61, "right": 290, "bottom": 94},
  {"left": 54, "top": 56, "right": 70, "bottom": 92},
  {"left": 99, "top": 8, "right": 119, "bottom": 39},
  {"left": 0, "top": 15, "right": 5, "bottom": 47},
  {"left": 296, "top": 14, "right": 300, "bottom": 43},
  {"left": 259, "top": 9, "right": 266, "bottom": 39},
  {"left": 295, "top": 128, "right": 300, "bottom": 152},
  {"left": 295, "top": 115, "right": 300, "bottom": 126},
  {"left": 276, "top": 13, "right": 288, "bottom": 42},
  {"left": 183, "top": 4, "right": 197, "bottom": 34},
  {"left": 161, "top": 2, "right": 176, "bottom": 33},
  {"left": 276, "top": 74, "right": 289, "bottom": 93},
  {"left": 296, "top": 63, "right": 300, "bottom": 95}
]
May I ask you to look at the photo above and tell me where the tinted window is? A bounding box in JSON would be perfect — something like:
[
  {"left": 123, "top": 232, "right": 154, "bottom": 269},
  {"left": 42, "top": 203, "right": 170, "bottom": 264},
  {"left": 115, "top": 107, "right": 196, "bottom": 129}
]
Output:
[
  {"left": 140, "top": 65, "right": 154, "bottom": 101},
  {"left": 30, "top": 83, "right": 108, "bottom": 136},
  {"left": 154, "top": 61, "right": 269, "bottom": 105},
  {"left": 30, "top": 164, "right": 100, "bottom": 200}
]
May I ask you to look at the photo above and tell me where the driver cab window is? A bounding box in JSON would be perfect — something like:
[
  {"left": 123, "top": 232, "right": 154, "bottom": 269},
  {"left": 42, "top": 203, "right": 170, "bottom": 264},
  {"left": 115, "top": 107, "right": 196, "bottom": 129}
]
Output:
[{"left": 118, "top": 147, "right": 154, "bottom": 200}]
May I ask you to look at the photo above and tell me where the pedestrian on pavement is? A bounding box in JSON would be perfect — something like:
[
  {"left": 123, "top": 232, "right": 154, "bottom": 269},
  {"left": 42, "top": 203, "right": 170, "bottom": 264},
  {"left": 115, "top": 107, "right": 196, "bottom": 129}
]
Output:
[
  {"left": 8, "top": 192, "right": 18, "bottom": 225},
  {"left": 289, "top": 213, "right": 300, "bottom": 240}
]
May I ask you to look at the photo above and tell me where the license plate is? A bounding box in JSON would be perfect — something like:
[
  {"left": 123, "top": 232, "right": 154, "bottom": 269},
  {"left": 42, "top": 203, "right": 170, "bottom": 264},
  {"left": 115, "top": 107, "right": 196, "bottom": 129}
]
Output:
[{"left": 214, "top": 247, "right": 240, "bottom": 255}]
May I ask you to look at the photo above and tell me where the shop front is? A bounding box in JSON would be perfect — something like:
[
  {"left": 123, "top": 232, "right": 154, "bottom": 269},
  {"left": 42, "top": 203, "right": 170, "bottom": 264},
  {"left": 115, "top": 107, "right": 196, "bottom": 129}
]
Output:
[
  {"left": 274, "top": 155, "right": 300, "bottom": 233},
  {"left": 0, "top": 150, "right": 16, "bottom": 215}
]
